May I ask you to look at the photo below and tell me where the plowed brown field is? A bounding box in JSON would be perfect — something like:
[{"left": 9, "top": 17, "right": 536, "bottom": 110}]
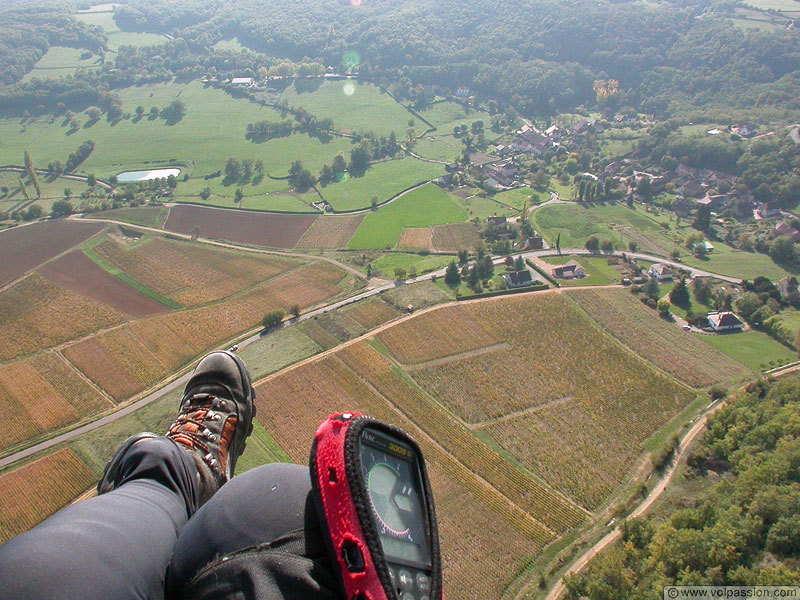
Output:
[
  {"left": 39, "top": 250, "right": 171, "bottom": 317},
  {"left": 164, "top": 205, "right": 317, "bottom": 248},
  {"left": 0, "top": 220, "right": 105, "bottom": 287}
]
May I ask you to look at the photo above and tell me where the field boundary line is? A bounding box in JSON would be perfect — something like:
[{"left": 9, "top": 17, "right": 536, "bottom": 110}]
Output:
[
  {"left": 328, "top": 354, "right": 560, "bottom": 539},
  {"left": 0, "top": 225, "right": 110, "bottom": 295},
  {"left": 75, "top": 216, "right": 368, "bottom": 281},
  {"left": 473, "top": 396, "right": 574, "bottom": 429},
  {"left": 54, "top": 350, "right": 117, "bottom": 408},
  {"left": 401, "top": 342, "right": 510, "bottom": 371},
  {"left": 560, "top": 289, "right": 703, "bottom": 395}
]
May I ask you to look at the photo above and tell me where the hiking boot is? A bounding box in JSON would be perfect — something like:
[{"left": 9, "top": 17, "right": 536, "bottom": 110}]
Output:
[
  {"left": 96, "top": 351, "right": 255, "bottom": 503},
  {"left": 166, "top": 350, "right": 256, "bottom": 503}
]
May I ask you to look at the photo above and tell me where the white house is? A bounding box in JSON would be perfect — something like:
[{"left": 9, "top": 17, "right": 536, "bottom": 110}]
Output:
[
  {"left": 505, "top": 270, "right": 534, "bottom": 288},
  {"left": 708, "top": 312, "right": 743, "bottom": 332},
  {"left": 648, "top": 263, "right": 673, "bottom": 282}
]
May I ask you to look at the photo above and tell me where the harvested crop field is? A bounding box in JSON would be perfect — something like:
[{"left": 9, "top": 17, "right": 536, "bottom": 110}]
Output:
[
  {"left": 0, "top": 352, "right": 112, "bottom": 451},
  {"left": 432, "top": 222, "right": 480, "bottom": 252},
  {"left": 568, "top": 288, "right": 751, "bottom": 387},
  {"left": 377, "top": 303, "right": 501, "bottom": 365},
  {"left": 63, "top": 261, "right": 348, "bottom": 401},
  {"left": 398, "top": 227, "right": 433, "bottom": 250},
  {"left": 294, "top": 215, "right": 363, "bottom": 249},
  {"left": 92, "top": 236, "right": 301, "bottom": 306},
  {"left": 164, "top": 205, "right": 317, "bottom": 248},
  {"left": 0, "top": 274, "right": 125, "bottom": 362},
  {"left": 0, "top": 449, "right": 95, "bottom": 542},
  {"left": 0, "top": 220, "right": 105, "bottom": 288},
  {"left": 39, "top": 250, "right": 172, "bottom": 317},
  {"left": 368, "top": 293, "right": 699, "bottom": 510},
  {"left": 254, "top": 352, "right": 557, "bottom": 600},
  {"left": 342, "top": 298, "right": 399, "bottom": 330}
]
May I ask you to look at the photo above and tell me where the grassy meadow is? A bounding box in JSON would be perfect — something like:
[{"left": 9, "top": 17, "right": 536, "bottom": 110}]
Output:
[{"left": 348, "top": 183, "right": 467, "bottom": 249}]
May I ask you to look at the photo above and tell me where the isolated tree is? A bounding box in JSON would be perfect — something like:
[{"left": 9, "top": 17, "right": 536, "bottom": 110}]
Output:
[
  {"left": 86, "top": 106, "right": 102, "bottom": 121},
  {"left": 319, "top": 163, "right": 334, "bottom": 184},
  {"left": 644, "top": 276, "right": 660, "bottom": 300},
  {"left": 601, "top": 239, "right": 614, "bottom": 253},
  {"left": 770, "top": 237, "right": 798, "bottom": 264},
  {"left": 332, "top": 153, "right": 347, "bottom": 175},
  {"left": 371, "top": 194, "right": 379, "bottom": 209},
  {"left": 191, "top": 225, "right": 200, "bottom": 240},
  {"left": 628, "top": 241, "right": 638, "bottom": 253},
  {"left": 87, "top": 174, "right": 96, "bottom": 187},
  {"left": 445, "top": 261, "right": 461, "bottom": 285},
  {"left": 254, "top": 160, "right": 264, "bottom": 180},
  {"left": 657, "top": 298, "right": 671, "bottom": 317},
  {"left": 458, "top": 249, "right": 469, "bottom": 264},
  {"left": 349, "top": 145, "right": 370, "bottom": 175},
  {"left": 167, "top": 175, "right": 178, "bottom": 189},
  {"left": 51, "top": 199, "right": 73, "bottom": 217},
  {"left": 149, "top": 106, "right": 159, "bottom": 119},
  {"left": 394, "top": 267, "right": 407, "bottom": 280},
  {"left": 225, "top": 157, "right": 242, "bottom": 182},
  {"left": 291, "top": 304, "right": 300, "bottom": 318},
  {"left": 235, "top": 188, "right": 244, "bottom": 203},
  {"left": 200, "top": 186, "right": 212, "bottom": 200},
  {"left": 670, "top": 278, "right": 690, "bottom": 307},
  {"left": 578, "top": 180, "right": 587, "bottom": 201},
  {"left": 504, "top": 256, "right": 514, "bottom": 268},
  {"left": 262, "top": 309, "right": 285, "bottom": 329},
  {"left": 23, "top": 204, "right": 42, "bottom": 221},
  {"left": 585, "top": 236, "right": 601, "bottom": 252},
  {"left": 514, "top": 255, "right": 525, "bottom": 271},
  {"left": 135, "top": 106, "right": 145, "bottom": 119}
]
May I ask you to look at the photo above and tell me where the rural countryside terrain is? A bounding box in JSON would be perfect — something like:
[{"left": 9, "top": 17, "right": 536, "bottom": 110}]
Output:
[{"left": 2, "top": 0, "right": 800, "bottom": 598}]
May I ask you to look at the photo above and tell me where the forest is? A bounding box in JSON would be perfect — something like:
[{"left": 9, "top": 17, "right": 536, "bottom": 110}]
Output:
[{"left": 2, "top": 0, "right": 800, "bottom": 122}]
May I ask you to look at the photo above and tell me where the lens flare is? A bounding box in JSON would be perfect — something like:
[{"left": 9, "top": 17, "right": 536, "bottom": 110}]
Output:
[
  {"left": 343, "top": 82, "right": 356, "bottom": 96},
  {"left": 343, "top": 50, "right": 361, "bottom": 71}
]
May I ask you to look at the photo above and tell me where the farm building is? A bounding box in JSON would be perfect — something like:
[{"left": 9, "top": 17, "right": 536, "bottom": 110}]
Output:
[
  {"left": 230, "top": 77, "right": 255, "bottom": 86},
  {"left": 505, "top": 270, "right": 534, "bottom": 288},
  {"left": 648, "top": 263, "right": 673, "bottom": 282},
  {"left": 708, "top": 312, "right": 743, "bottom": 332},
  {"left": 552, "top": 260, "right": 585, "bottom": 280}
]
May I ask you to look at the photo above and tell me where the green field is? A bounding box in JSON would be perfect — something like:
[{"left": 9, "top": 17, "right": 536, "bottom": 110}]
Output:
[
  {"left": 532, "top": 202, "right": 675, "bottom": 253},
  {"left": 348, "top": 183, "right": 467, "bottom": 249},
  {"left": 75, "top": 11, "right": 167, "bottom": 51},
  {"left": 237, "top": 326, "right": 322, "bottom": 381},
  {"left": 417, "top": 101, "right": 492, "bottom": 132},
  {"left": 87, "top": 205, "right": 168, "bottom": 228},
  {"left": 280, "top": 81, "right": 413, "bottom": 138},
  {"left": 681, "top": 242, "right": 793, "bottom": 281},
  {"left": 370, "top": 252, "right": 454, "bottom": 277},
  {"left": 492, "top": 187, "right": 545, "bottom": 210},
  {"left": 20, "top": 47, "right": 102, "bottom": 82},
  {"left": 540, "top": 254, "right": 619, "bottom": 286},
  {"left": 700, "top": 330, "right": 796, "bottom": 370},
  {"left": 458, "top": 194, "right": 516, "bottom": 220},
  {"left": 411, "top": 135, "right": 463, "bottom": 163},
  {"left": 319, "top": 158, "right": 444, "bottom": 211}
]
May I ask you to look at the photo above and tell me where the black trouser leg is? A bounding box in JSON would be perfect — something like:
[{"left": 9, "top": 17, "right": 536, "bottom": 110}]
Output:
[
  {"left": 166, "top": 463, "right": 340, "bottom": 600},
  {"left": 0, "top": 438, "right": 199, "bottom": 600}
]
